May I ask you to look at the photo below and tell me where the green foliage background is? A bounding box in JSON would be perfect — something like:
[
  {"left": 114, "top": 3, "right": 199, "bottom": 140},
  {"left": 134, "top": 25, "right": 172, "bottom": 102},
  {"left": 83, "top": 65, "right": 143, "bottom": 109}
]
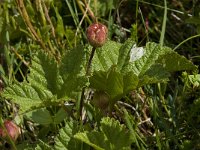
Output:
[{"left": 0, "top": 0, "right": 200, "bottom": 149}]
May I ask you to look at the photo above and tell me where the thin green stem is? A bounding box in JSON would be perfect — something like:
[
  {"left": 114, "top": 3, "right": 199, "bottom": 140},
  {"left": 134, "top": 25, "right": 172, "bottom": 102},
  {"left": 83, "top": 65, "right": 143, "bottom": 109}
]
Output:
[
  {"left": 79, "top": 47, "right": 96, "bottom": 120},
  {"left": 160, "top": 0, "right": 167, "bottom": 46},
  {"left": 136, "top": 0, "right": 191, "bottom": 17},
  {"left": 173, "top": 34, "right": 200, "bottom": 51},
  {"left": 138, "top": 7, "right": 149, "bottom": 42}
]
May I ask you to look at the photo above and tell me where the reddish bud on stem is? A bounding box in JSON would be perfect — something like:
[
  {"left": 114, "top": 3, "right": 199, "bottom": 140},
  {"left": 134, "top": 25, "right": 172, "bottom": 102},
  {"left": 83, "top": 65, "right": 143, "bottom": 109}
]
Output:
[
  {"left": 0, "top": 120, "right": 20, "bottom": 141},
  {"left": 86, "top": 23, "right": 108, "bottom": 47}
]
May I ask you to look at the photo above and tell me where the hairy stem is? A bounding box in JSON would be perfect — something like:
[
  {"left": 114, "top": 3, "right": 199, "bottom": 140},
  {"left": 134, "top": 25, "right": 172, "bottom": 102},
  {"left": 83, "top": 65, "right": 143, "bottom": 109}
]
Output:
[
  {"left": 79, "top": 47, "right": 96, "bottom": 120},
  {"left": 86, "top": 47, "right": 96, "bottom": 75}
]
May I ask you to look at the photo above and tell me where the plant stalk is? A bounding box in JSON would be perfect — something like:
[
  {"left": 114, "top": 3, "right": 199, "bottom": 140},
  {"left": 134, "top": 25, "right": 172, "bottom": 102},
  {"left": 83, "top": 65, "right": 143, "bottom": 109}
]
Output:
[
  {"left": 86, "top": 47, "right": 96, "bottom": 75},
  {"left": 79, "top": 47, "right": 96, "bottom": 120}
]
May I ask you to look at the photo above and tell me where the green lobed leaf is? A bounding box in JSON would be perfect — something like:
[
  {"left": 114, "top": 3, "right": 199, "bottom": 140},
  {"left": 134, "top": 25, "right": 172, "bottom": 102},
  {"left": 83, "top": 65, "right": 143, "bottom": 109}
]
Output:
[
  {"left": 92, "top": 40, "right": 121, "bottom": 72},
  {"left": 91, "top": 40, "right": 173, "bottom": 92},
  {"left": 2, "top": 82, "right": 53, "bottom": 112},
  {"left": 106, "top": 67, "right": 124, "bottom": 101},
  {"left": 28, "top": 52, "right": 63, "bottom": 95},
  {"left": 156, "top": 51, "right": 197, "bottom": 72},
  {"left": 54, "top": 120, "right": 86, "bottom": 150},
  {"left": 54, "top": 121, "right": 73, "bottom": 150},
  {"left": 100, "top": 117, "right": 132, "bottom": 150},
  {"left": 53, "top": 108, "right": 68, "bottom": 124},
  {"left": 35, "top": 140, "right": 52, "bottom": 150},
  {"left": 1, "top": 47, "right": 89, "bottom": 112},
  {"left": 120, "top": 42, "right": 196, "bottom": 86},
  {"left": 92, "top": 40, "right": 177, "bottom": 95},
  {"left": 138, "top": 64, "right": 170, "bottom": 86},
  {"left": 67, "top": 135, "right": 90, "bottom": 150},
  {"left": 31, "top": 108, "right": 53, "bottom": 125},
  {"left": 122, "top": 42, "right": 168, "bottom": 76},
  {"left": 90, "top": 67, "right": 138, "bottom": 103},
  {"left": 74, "top": 117, "right": 131, "bottom": 150},
  {"left": 59, "top": 45, "right": 88, "bottom": 99},
  {"left": 123, "top": 72, "right": 139, "bottom": 93},
  {"left": 117, "top": 39, "right": 136, "bottom": 72},
  {"left": 58, "top": 75, "right": 87, "bottom": 99},
  {"left": 60, "top": 45, "right": 86, "bottom": 76},
  {"left": 1, "top": 52, "right": 62, "bottom": 112},
  {"left": 74, "top": 132, "right": 105, "bottom": 150},
  {"left": 89, "top": 71, "right": 107, "bottom": 91}
]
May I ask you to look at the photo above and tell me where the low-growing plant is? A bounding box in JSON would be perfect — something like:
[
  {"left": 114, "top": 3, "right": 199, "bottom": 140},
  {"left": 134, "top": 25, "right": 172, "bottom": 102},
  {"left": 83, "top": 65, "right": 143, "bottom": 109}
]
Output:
[
  {"left": 1, "top": 36, "right": 197, "bottom": 149},
  {"left": 0, "top": 0, "right": 200, "bottom": 150}
]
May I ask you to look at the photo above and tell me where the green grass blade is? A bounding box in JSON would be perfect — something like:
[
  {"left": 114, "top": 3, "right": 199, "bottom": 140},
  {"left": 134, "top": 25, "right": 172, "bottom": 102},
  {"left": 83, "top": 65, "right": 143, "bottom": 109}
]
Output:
[
  {"left": 159, "top": 0, "right": 167, "bottom": 46},
  {"left": 173, "top": 34, "right": 200, "bottom": 51},
  {"left": 65, "top": 0, "right": 79, "bottom": 27}
]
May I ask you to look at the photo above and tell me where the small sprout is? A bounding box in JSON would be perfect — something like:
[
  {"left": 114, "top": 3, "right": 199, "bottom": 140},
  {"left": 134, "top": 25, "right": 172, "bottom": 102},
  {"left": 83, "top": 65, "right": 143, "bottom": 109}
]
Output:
[
  {"left": 86, "top": 23, "right": 108, "bottom": 47},
  {"left": 0, "top": 120, "right": 20, "bottom": 141}
]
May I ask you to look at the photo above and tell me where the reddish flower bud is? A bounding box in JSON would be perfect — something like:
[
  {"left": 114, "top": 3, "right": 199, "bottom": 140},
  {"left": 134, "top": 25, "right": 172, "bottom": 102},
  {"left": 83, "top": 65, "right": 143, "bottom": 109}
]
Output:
[
  {"left": 86, "top": 23, "right": 108, "bottom": 47},
  {"left": 0, "top": 120, "right": 20, "bottom": 141}
]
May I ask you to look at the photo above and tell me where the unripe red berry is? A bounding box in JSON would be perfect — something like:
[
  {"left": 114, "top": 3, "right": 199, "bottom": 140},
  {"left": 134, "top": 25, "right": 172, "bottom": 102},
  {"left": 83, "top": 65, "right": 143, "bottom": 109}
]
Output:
[
  {"left": 0, "top": 120, "right": 20, "bottom": 141},
  {"left": 86, "top": 23, "right": 108, "bottom": 47}
]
